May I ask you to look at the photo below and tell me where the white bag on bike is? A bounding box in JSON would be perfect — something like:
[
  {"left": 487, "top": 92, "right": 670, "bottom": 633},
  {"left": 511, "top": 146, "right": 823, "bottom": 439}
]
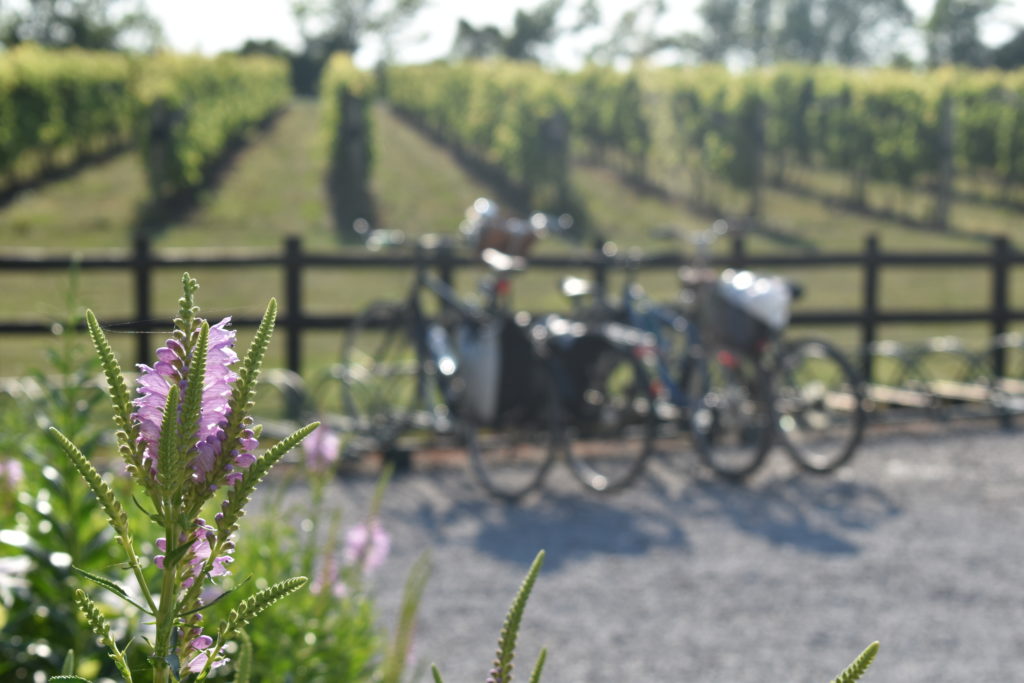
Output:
[
  {"left": 716, "top": 269, "right": 792, "bottom": 332},
  {"left": 456, "top": 319, "right": 502, "bottom": 424}
]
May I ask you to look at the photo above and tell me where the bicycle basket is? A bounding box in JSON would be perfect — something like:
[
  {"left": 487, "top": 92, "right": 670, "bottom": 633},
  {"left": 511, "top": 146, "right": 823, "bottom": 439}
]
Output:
[
  {"left": 461, "top": 197, "right": 539, "bottom": 257},
  {"left": 704, "top": 270, "right": 791, "bottom": 354}
]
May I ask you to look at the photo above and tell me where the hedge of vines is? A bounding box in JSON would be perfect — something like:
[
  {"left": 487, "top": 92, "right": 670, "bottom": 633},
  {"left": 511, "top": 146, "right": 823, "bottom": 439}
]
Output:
[
  {"left": 320, "top": 53, "right": 375, "bottom": 233},
  {"left": 386, "top": 61, "right": 572, "bottom": 212},
  {"left": 0, "top": 45, "right": 137, "bottom": 190},
  {"left": 136, "top": 53, "right": 291, "bottom": 201},
  {"left": 570, "top": 64, "right": 1024, "bottom": 219}
]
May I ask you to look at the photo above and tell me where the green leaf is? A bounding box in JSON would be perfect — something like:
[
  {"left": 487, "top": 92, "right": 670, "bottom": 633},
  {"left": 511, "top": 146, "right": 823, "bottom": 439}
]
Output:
[
  {"left": 430, "top": 665, "right": 445, "bottom": 683},
  {"left": 527, "top": 648, "right": 547, "bottom": 683},
  {"left": 177, "top": 273, "right": 200, "bottom": 332},
  {"left": 162, "top": 539, "right": 192, "bottom": 568},
  {"left": 217, "top": 422, "right": 319, "bottom": 538},
  {"left": 379, "top": 552, "right": 431, "bottom": 683},
  {"left": 179, "top": 321, "right": 209, "bottom": 465},
  {"left": 234, "top": 630, "right": 253, "bottom": 683},
  {"left": 156, "top": 384, "right": 182, "bottom": 501},
  {"left": 492, "top": 550, "right": 545, "bottom": 683},
  {"left": 131, "top": 493, "right": 163, "bottom": 525},
  {"left": 85, "top": 310, "right": 133, "bottom": 440},
  {"left": 48, "top": 677, "right": 92, "bottom": 682},
  {"left": 177, "top": 578, "right": 250, "bottom": 617},
  {"left": 831, "top": 641, "right": 879, "bottom": 683},
  {"left": 217, "top": 576, "right": 308, "bottom": 640},
  {"left": 48, "top": 427, "right": 129, "bottom": 538},
  {"left": 61, "top": 649, "right": 75, "bottom": 675},
  {"left": 223, "top": 298, "right": 277, "bottom": 457},
  {"left": 73, "top": 589, "right": 113, "bottom": 644},
  {"left": 71, "top": 566, "right": 152, "bottom": 615}
]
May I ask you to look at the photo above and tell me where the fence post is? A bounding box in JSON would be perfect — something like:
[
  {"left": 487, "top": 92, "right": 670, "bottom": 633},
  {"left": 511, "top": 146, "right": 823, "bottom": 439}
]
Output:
[
  {"left": 437, "top": 241, "right": 454, "bottom": 290},
  {"left": 992, "top": 236, "right": 1010, "bottom": 377},
  {"left": 861, "top": 235, "right": 879, "bottom": 383},
  {"left": 284, "top": 237, "right": 303, "bottom": 376},
  {"left": 730, "top": 234, "right": 746, "bottom": 269},
  {"left": 134, "top": 236, "right": 151, "bottom": 367},
  {"left": 593, "top": 242, "right": 608, "bottom": 299}
]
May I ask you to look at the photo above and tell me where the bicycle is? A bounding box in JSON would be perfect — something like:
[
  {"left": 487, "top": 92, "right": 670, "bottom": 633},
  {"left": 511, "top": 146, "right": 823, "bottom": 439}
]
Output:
[
  {"left": 339, "top": 201, "right": 658, "bottom": 499},
  {"left": 563, "top": 221, "right": 867, "bottom": 479}
]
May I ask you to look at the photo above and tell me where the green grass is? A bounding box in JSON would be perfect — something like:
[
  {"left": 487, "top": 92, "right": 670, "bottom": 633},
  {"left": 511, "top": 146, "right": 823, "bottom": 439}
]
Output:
[{"left": 3, "top": 97, "right": 1024, "bottom": 378}]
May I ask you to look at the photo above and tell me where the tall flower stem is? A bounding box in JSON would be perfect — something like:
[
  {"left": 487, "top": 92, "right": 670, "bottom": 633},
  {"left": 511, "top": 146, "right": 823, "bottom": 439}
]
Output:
[{"left": 153, "top": 519, "right": 180, "bottom": 683}]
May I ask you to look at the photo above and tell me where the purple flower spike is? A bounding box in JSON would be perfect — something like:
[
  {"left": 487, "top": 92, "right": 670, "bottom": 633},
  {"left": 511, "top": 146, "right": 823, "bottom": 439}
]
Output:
[
  {"left": 303, "top": 425, "right": 340, "bottom": 473},
  {"left": 344, "top": 519, "right": 391, "bottom": 574},
  {"left": 0, "top": 459, "right": 24, "bottom": 491},
  {"left": 132, "top": 317, "right": 253, "bottom": 488}
]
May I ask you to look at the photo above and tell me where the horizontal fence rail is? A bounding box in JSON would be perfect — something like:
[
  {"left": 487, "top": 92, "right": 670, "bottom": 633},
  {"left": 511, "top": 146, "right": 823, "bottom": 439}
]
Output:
[{"left": 1, "top": 234, "right": 1022, "bottom": 380}]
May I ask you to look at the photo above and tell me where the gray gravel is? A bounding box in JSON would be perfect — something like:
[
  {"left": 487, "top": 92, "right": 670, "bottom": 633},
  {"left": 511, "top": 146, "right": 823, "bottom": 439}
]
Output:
[{"left": 292, "top": 423, "right": 1024, "bottom": 682}]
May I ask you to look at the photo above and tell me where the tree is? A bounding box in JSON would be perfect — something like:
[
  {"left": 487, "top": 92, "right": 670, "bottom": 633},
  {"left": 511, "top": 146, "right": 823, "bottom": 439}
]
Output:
[
  {"left": 449, "top": 0, "right": 567, "bottom": 62},
  {"left": 0, "top": 0, "right": 162, "bottom": 51},
  {"left": 291, "top": 0, "right": 425, "bottom": 61},
  {"left": 687, "top": 0, "right": 913, "bottom": 66},
  {"left": 926, "top": 0, "right": 998, "bottom": 66},
  {"left": 584, "top": 0, "right": 675, "bottom": 64},
  {"left": 992, "top": 28, "right": 1024, "bottom": 69}
]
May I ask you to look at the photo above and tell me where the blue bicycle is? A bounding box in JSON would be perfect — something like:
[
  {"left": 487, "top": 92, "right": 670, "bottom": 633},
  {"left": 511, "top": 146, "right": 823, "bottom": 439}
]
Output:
[{"left": 563, "top": 221, "right": 866, "bottom": 479}]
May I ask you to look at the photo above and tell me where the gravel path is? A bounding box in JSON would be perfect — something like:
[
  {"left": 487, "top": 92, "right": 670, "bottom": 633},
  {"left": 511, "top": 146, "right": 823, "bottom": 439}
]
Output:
[{"left": 290, "top": 423, "right": 1024, "bottom": 682}]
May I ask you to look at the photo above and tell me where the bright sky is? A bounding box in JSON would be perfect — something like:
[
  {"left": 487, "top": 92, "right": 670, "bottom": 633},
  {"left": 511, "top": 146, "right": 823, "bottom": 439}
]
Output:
[{"left": 145, "top": 0, "right": 1023, "bottom": 66}]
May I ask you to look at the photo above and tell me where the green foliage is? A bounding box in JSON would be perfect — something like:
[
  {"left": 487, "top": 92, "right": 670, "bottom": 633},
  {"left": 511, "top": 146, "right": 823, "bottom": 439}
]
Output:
[
  {"left": 136, "top": 53, "right": 292, "bottom": 201},
  {"left": 0, "top": 290, "right": 133, "bottom": 681},
  {"left": 320, "top": 52, "right": 375, "bottom": 234},
  {"left": 573, "top": 62, "right": 1024, "bottom": 215},
  {"left": 50, "top": 276, "right": 317, "bottom": 682},
  {"left": 431, "top": 550, "right": 546, "bottom": 683},
  {"left": 0, "top": 44, "right": 136, "bottom": 190},
  {"left": 212, "top": 467, "right": 418, "bottom": 682},
  {"left": 492, "top": 550, "right": 545, "bottom": 683},
  {"left": 830, "top": 641, "right": 880, "bottom": 683},
  {"left": 386, "top": 61, "right": 572, "bottom": 212}
]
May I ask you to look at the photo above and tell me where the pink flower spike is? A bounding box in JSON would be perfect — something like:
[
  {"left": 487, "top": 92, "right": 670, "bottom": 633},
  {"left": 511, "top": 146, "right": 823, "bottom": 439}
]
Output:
[
  {"left": 185, "top": 652, "right": 208, "bottom": 674},
  {"left": 303, "top": 425, "right": 341, "bottom": 473},
  {"left": 191, "top": 635, "right": 214, "bottom": 650},
  {"left": 344, "top": 519, "right": 391, "bottom": 574}
]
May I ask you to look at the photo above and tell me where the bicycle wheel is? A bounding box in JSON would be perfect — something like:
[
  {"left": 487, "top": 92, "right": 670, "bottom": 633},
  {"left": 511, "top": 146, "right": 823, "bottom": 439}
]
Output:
[
  {"left": 465, "top": 376, "right": 561, "bottom": 501},
  {"left": 340, "top": 302, "right": 422, "bottom": 446},
  {"left": 564, "top": 340, "right": 657, "bottom": 493},
  {"left": 690, "top": 347, "right": 773, "bottom": 480},
  {"left": 774, "top": 338, "right": 866, "bottom": 473}
]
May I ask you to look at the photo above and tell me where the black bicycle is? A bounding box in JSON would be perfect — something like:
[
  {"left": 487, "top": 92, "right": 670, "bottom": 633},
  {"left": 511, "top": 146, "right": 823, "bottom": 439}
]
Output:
[{"left": 338, "top": 204, "right": 658, "bottom": 499}]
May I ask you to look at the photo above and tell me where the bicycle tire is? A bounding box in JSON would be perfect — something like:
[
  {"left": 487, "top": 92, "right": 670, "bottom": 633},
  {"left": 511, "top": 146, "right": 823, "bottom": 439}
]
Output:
[
  {"left": 774, "top": 338, "right": 866, "bottom": 473},
  {"left": 465, "top": 368, "right": 561, "bottom": 501},
  {"left": 690, "top": 347, "right": 773, "bottom": 480},
  {"left": 340, "top": 302, "right": 423, "bottom": 447},
  {"left": 564, "top": 340, "right": 657, "bottom": 493}
]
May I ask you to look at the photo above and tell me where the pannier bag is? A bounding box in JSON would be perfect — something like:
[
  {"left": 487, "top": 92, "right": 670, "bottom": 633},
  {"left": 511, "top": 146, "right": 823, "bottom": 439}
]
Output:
[
  {"left": 457, "top": 314, "right": 547, "bottom": 426},
  {"left": 456, "top": 317, "right": 501, "bottom": 424},
  {"left": 705, "top": 269, "right": 791, "bottom": 353}
]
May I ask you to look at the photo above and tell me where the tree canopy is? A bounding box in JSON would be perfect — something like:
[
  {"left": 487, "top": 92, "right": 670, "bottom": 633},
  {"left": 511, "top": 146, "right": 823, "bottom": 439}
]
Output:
[{"left": 0, "top": 0, "right": 162, "bottom": 51}]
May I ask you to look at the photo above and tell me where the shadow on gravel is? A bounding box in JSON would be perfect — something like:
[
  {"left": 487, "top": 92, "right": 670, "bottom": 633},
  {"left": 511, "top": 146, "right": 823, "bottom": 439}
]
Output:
[
  {"left": 441, "top": 494, "right": 688, "bottom": 572},
  {"left": 676, "top": 475, "right": 902, "bottom": 554}
]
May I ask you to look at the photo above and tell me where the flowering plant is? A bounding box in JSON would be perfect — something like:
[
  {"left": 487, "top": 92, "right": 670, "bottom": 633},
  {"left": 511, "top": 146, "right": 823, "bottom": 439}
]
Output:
[{"left": 49, "top": 274, "right": 317, "bottom": 682}]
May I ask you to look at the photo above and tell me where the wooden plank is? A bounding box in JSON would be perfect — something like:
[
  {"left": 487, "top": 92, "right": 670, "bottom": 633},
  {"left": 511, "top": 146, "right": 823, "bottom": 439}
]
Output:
[{"left": 866, "top": 383, "right": 933, "bottom": 408}]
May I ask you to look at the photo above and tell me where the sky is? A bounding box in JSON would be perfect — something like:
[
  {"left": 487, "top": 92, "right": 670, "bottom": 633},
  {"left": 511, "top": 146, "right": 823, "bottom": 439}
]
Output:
[{"left": 145, "top": 0, "right": 1024, "bottom": 67}]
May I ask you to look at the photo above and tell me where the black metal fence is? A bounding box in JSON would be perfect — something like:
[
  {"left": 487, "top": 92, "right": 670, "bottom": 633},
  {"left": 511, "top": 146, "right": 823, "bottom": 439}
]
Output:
[{"left": 2, "top": 235, "right": 1021, "bottom": 380}]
